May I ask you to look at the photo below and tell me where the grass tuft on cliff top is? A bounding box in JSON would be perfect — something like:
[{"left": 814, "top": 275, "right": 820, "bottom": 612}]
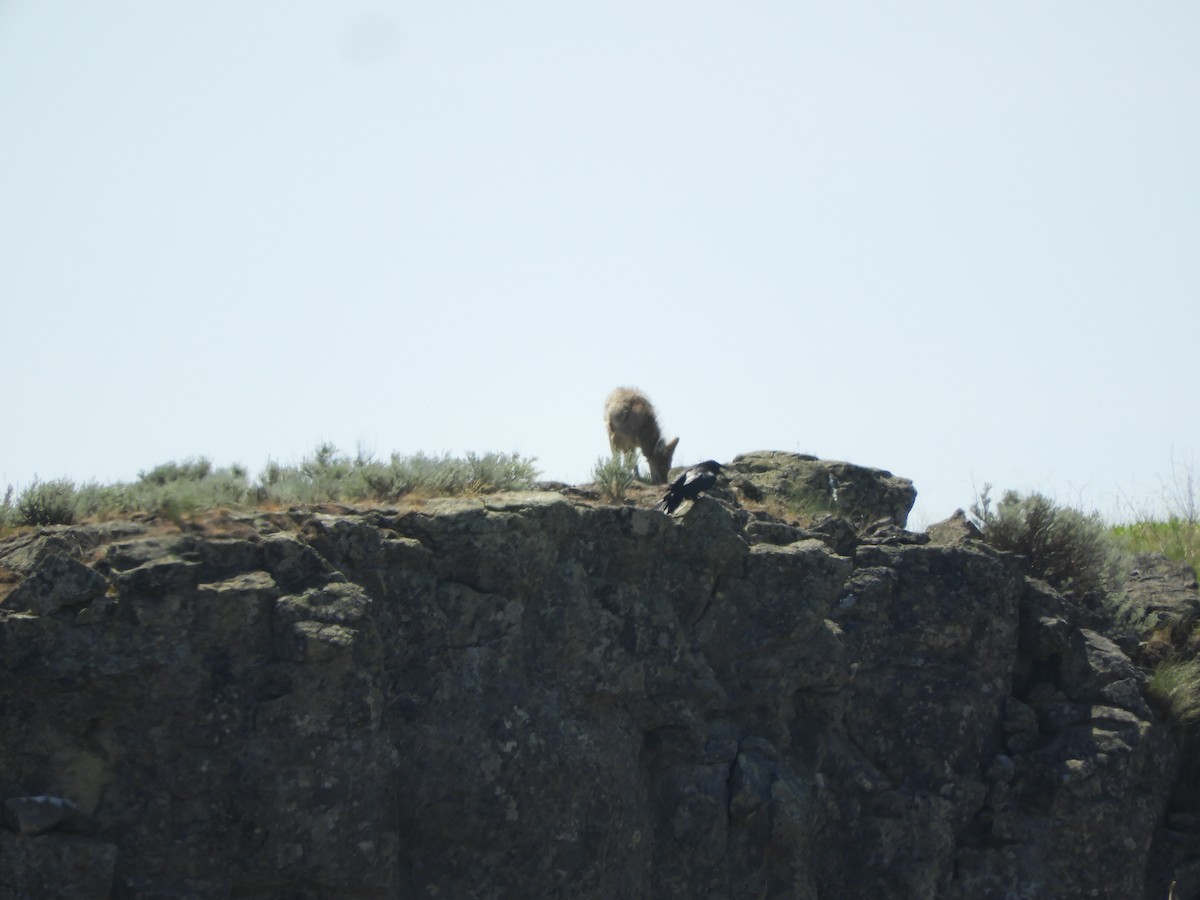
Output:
[
  {"left": 1111, "top": 458, "right": 1199, "bottom": 581},
  {"left": 0, "top": 446, "right": 540, "bottom": 528},
  {"left": 1147, "top": 656, "right": 1200, "bottom": 733},
  {"left": 1112, "top": 518, "right": 1200, "bottom": 583}
]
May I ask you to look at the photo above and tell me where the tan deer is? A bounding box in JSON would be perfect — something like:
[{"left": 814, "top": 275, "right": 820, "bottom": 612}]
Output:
[{"left": 603, "top": 387, "right": 679, "bottom": 484}]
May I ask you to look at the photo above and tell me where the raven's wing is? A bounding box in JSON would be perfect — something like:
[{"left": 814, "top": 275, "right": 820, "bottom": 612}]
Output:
[
  {"left": 657, "top": 466, "right": 716, "bottom": 514},
  {"left": 656, "top": 477, "right": 682, "bottom": 512},
  {"left": 680, "top": 469, "right": 716, "bottom": 494}
]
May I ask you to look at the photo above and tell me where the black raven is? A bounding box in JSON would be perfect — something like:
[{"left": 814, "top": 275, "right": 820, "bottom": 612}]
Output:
[{"left": 655, "top": 460, "right": 723, "bottom": 514}]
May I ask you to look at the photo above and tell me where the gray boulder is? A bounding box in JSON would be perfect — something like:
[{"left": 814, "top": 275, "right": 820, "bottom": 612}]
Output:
[{"left": 728, "top": 451, "right": 917, "bottom": 527}]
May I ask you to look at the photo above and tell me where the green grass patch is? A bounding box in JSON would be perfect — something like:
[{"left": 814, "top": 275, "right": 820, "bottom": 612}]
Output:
[{"left": 1111, "top": 518, "right": 1200, "bottom": 582}]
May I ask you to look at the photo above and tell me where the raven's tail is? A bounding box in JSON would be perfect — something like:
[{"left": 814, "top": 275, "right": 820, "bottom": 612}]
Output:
[{"left": 655, "top": 492, "right": 679, "bottom": 514}]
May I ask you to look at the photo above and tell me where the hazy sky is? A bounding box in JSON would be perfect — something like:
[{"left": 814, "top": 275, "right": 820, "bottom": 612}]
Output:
[{"left": 2, "top": 2, "right": 1197, "bottom": 526}]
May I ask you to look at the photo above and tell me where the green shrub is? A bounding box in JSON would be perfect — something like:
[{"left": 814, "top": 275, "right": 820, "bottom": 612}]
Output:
[
  {"left": 70, "top": 465, "right": 252, "bottom": 521},
  {"left": 299, "top": 443, "right": 352, "bottom": 482},
  {"left": 5, "top": 448, "right": 541, "bottom": 525},
  {"left": 258, "top": 447, "right": 540, "bottom": 505},
  {"left": 459, "top": 451, "right": 540, "bottom": 494},
  {"left": 0, "top": 485, "right": 15, "bottom": 528},
  {"left": 592, "top": 452, "right": 639, "bottom": 502},
  {"left": 974, "top": 487, "right": 1120, "bottom": 603},
  {"left": 258, "top": 445, "right": 381, "bottom": 504},
  {"left": 138, "top": 457, "right": 213, "bottom": 485},
  {"left": 17, "top": 479, "right": 78, "bottom": 526},
  {"left": 70, "top": 483, "right": 134, "bottom": 520}
]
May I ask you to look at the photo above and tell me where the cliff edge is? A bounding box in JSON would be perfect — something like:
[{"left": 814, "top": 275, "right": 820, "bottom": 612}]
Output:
[{"left": 0, "top": 453, "right": 1188, "bottom": 898}]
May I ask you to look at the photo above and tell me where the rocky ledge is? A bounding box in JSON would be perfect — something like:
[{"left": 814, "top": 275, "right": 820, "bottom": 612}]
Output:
[{"left": 0, "top": 453, "right": 1194, "bottom": 899}]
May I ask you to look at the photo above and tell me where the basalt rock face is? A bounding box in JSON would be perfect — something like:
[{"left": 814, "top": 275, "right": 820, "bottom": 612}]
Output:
[
  {"left": 1123, "top": 553, "right": 1200, "bottom": 636},
  {"left": 0, "top": 453, "right": 1185, "bottom": 899}
]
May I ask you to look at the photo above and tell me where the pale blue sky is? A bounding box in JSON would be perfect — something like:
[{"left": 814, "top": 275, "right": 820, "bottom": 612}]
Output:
[{"left": 2, "top": 2, "right": 1197, "bottom": 526}]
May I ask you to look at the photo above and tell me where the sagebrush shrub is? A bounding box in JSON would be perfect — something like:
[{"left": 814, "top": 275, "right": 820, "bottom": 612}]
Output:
[
  {"left": 258, "top": 447, "right": 539, "bottom": 504},
  {"left": 592, "top": 452, "right": 639, "bottom": 502},
  {"left": 0, "top": 485, "right": 14, "bottom": 527},
  {"left": 6, "top": 448, "right": 541, "bottom": 525},
  {"left": 18, "top": 479, "right": 77, "bottom": 526},
  {"left": 976, "top": 489, "right": 1119, "bottom": 603},
  {"left": 139, "top": 457, "right": 213, "bottom": 485}
]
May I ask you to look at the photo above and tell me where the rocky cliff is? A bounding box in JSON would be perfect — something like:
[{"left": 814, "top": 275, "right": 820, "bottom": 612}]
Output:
[{"left": 0, "top": 452, "right": 1193, "bottom": 899}]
